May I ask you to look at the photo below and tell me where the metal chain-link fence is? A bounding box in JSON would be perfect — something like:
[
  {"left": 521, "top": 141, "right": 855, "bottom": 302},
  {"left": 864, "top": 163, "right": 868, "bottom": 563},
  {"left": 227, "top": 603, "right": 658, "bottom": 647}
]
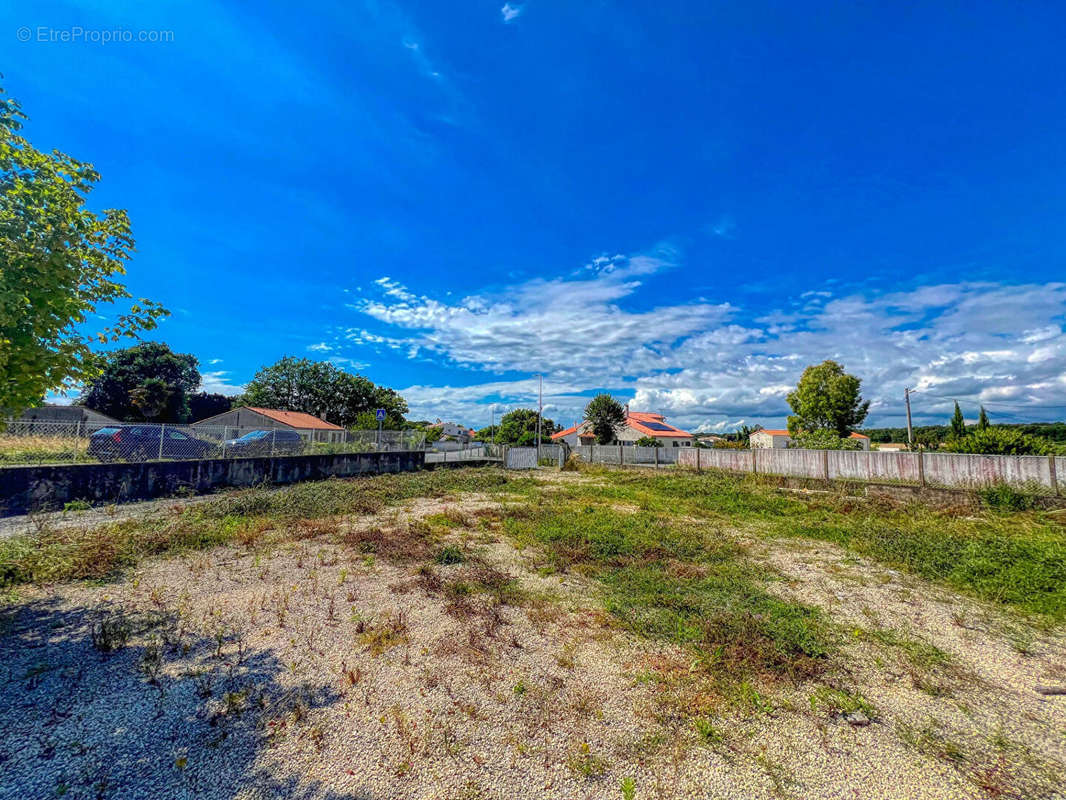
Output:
[{"left": 0, "top": 419, "right": 425, "bottom": 466}]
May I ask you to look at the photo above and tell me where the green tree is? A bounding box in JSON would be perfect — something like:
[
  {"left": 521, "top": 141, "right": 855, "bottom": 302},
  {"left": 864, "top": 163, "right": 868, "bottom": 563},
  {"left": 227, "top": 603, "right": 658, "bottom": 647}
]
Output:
[
  {"left": 187, "top": 391, "right": 233, "bottom": 421},
  {"left": 496, "top": 408, "right": 556, "bottom": 445},
  {"left": 0, "top": 84, "right": 167, "bottom": 417},
  {"left": 128, "top": 377, "right": 172, "bottom": 421},
  {"left": 942, "top": 427, "right": 1051, "bottom": 456},
  {"left": 786, "top": 361, "right": 869, "bottom": 437},
  {"left": 78, "top": 342, "right": 199, "bottom": 422},
  {"left": 633, "top": 435, "right": 659, "bottom": 447},
  {"left": 241, "top": 356, "right": 408, "bottom": 427},
  {"left": 949, "top": 401, "right": 966, "bottom": 438},
  {"left": 583, "top": 394, "right": 626, "bottom": 445},
  {"left": 977, "top": 406, "right": 990, "bottom": 431},
  {"left": 475, "top": 425, "right": 499, "bottom": 442}
]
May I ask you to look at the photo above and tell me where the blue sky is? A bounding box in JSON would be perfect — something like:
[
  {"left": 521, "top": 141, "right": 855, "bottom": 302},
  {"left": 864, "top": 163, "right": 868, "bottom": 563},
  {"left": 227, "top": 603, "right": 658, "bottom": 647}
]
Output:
[{"left": 6, "top": 1, "right": 1066, "bottom": 431}]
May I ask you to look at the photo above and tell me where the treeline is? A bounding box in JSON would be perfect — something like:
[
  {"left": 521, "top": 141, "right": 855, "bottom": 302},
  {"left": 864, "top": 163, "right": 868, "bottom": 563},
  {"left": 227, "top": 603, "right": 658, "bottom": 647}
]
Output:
[
  {"left": 861, "top": 422, "right": 1066, "bottom": 444},
  {"left": 74, "top": 343, "right": 408, "bottom": 428}
]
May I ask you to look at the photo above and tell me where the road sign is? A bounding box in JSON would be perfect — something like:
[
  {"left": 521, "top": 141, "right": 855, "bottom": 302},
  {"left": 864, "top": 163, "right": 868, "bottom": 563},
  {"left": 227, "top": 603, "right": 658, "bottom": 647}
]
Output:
[{"left": 375, "top": 409, "right": 386, "bottom": 421}]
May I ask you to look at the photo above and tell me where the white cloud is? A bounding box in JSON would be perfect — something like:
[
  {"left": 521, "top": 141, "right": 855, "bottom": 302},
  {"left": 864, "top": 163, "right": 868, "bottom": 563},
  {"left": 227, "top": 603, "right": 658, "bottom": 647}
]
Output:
[
  {"left": 199, "top": 370, "right": 245, "bottom": 396},
  {"left": 308, "top": 342, "right": 334, "bottom": 353},
  {"left": 501, "top": 3, "right": 523, "bottom": 23},
  {"left": 336, "top": 249, "right": 1066, "bottom": 431}
]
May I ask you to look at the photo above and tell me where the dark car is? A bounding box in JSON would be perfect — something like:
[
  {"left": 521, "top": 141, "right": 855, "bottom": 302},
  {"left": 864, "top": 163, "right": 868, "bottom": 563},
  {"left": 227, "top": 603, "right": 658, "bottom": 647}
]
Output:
[
  {"left": 88, "top": 426, "right": 218, "bottom": 462},
  {"left": 220, "top": 429, "right": 305, "bottom": 456}
]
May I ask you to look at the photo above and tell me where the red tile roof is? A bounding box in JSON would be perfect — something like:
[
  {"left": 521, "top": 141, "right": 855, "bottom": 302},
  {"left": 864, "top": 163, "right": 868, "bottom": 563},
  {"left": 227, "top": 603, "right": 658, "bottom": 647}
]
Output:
[
  {"left": 625, "top": 412, "right": 692, "bottom": 438},
  {"left": 550, "top": 413, "right": 692, "bottom": 440},
  {"left": 247, "top": 407, "right": 344, "bottom": 431},
  {"left": 550, "top": 424, "right": 581, "bottom": 440}
]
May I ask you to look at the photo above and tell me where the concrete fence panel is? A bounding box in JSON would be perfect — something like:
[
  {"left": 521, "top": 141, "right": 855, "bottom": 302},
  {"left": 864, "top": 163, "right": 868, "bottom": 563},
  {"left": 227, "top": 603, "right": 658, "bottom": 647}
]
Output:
[
  {"left": 869, "top": 451, "right": 923, "bottom": 484},
  {"left": 504, "top": 447, "right": 538, "bottom": 469},
  {"left": 757, "top": 448, "right": 825, "bottom": 479},
  {"left": 828, "top": 450, "right": 868, "bottom": 481},
  {"left": 922, "top": 452, "right": 1051, "bottom": 490}
]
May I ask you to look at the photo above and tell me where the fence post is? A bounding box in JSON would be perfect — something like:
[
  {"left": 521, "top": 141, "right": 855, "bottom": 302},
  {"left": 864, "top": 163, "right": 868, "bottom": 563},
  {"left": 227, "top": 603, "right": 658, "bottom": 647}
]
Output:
[
  {"left": 917, "top": 449, "right": 926, "bottom": 488},
  {"left": 822, "top": 448, "right": 830, "bottom": 484},
  {"left": 158, "top": 424, "right": 165, "bottom": 460},
  {"left": 696, "top": 447, "right": 701, "bottom": 473},
  {"left": 74, "top": 420, "right": 82, "bottom": 462},
  {"left": 655, "top": 447, "right": 659, "bottom": 469},
  {"left": 270, "top": 428, "right": 277, "bottom": 458},
  {"left": 221, "top": 428, "right": 227, "bottom": 460},
  {"left": 1049, "top": 454, "right": 1058, "bottom": 496},
  {"left": 751, "top": 448, "right": 757, "bottom": 474}
]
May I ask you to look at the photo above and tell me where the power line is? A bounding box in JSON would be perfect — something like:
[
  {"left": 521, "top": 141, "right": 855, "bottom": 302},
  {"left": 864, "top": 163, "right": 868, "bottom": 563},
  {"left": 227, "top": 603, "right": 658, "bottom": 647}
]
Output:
[{"left": 914, "top": 392, "right": 1066, "bottom": 411}]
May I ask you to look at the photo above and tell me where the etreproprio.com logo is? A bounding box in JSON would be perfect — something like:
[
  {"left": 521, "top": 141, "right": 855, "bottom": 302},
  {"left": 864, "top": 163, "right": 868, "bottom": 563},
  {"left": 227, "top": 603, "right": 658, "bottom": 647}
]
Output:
[{"left": 16, "top": 26, "right": 174, "bottom": 44}]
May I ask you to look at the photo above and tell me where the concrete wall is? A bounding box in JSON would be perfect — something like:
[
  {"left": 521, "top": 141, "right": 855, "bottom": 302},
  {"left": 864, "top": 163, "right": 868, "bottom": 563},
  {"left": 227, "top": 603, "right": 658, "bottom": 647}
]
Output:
[{"left": 0, "top": 451, "right": 425, "bottom": 516}]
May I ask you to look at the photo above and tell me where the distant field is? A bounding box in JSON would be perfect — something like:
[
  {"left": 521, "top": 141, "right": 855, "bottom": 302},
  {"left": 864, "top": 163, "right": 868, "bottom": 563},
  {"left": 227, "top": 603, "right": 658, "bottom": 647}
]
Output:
[
  {"left": 1, "top": 466, "right": 1063, "bottom": 799},
  {"left": 0, "top": 433, "right": 90, "bottom": 465}
]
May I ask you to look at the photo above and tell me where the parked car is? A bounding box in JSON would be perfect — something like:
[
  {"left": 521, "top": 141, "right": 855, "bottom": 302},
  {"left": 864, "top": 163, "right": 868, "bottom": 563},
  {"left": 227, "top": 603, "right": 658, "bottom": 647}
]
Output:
[
  {"left": 88, "top": 426, "right": 217, "bottom": 462},
  {"left": 221, "top": 429, "right": 305, "bottom": 456}
]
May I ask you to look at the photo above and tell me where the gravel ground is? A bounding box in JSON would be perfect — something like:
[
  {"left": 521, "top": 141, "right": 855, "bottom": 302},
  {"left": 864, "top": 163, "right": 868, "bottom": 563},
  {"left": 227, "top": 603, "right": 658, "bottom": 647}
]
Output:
[
  {"left": 1, "top": 480, "right": 1063, "bottom": 799},
  {"left": 0, "top": 489, "right": 257, "bottom": 540}
]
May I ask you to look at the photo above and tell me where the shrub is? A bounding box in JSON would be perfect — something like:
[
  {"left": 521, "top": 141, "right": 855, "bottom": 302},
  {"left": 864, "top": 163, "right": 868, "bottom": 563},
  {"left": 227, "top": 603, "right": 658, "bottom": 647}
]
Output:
[
  {"left": 633, "top": 436, "right": 659, "bottom": 448},
  {"left": 942, "top": 427, "right": 1052, "bottom": 456},
  {"left": 789, "top": 430, "right": 862, "bottom": 450}
]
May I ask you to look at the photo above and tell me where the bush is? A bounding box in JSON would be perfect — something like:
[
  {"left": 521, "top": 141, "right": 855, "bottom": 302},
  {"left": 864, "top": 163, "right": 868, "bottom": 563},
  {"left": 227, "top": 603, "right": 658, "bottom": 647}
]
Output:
[
  {"left": 789, "top": 430, "right": 862, "bottom": 450},
  {"left": 978, "top": 484, "right": 1037, "bottom": 511},
  {"left": 633, "top": 436, "right": 659, "bottom": 448},
  {"left": 942, "top": 427, "right": 1052, "bottom": 456}
]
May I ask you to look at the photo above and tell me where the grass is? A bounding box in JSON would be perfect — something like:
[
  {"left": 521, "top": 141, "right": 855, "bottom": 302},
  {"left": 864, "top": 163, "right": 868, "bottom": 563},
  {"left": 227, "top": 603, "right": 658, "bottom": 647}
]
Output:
[
  {"left": 531, "top": 466, "right": 1066, "bottom": 623},
  {"left": 0, "top": 434, "right": 90, "bottom": 465},
  {"left": 0, "top": 469, "right": 525, "bottom": 588},
  {"left": 500, "top": 499, "right": 832, "bottom": 684}
]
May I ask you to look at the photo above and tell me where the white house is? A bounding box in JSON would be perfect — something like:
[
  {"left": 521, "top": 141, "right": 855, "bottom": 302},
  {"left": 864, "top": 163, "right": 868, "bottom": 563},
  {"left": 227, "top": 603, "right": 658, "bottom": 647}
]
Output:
[
  {"left": 749, "top": 428, "right": 871, "bottom": 450},
  {"left": 551, "top": 411, "right": 693, "bottom": 448}
]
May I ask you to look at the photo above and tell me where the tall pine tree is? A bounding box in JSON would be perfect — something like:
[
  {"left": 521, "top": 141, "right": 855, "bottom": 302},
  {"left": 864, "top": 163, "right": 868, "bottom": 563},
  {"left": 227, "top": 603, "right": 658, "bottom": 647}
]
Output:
[
  {"left": 977, "top": 406, "right": 990, "bottom": 430},
  {"left": 950, "top": 401, "right": 966, "bottom": 438}
]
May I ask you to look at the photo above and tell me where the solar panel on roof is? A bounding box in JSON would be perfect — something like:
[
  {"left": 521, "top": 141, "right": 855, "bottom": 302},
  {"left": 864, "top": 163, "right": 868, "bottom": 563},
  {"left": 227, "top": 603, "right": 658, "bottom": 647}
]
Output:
[{"left": 640, "top": 421, "right": 675, "bottom": 432}]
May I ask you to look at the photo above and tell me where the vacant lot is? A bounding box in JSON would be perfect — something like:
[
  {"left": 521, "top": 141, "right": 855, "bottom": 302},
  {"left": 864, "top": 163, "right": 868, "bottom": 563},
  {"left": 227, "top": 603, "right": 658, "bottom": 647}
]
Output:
[{"left": 1, "top": 466, "right": 1063, "bottom": 799}]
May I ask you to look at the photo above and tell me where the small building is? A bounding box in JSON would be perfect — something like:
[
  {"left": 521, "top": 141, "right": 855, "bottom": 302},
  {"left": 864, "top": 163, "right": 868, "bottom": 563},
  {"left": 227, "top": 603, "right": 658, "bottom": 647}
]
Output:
[
  {"left": 428, "top": 421, "right": 474, "bottom": 443},
  {"left": 191, "top": 406, "right": 345, "bottom": 442},
  {"left": 695, "top": 434, "right": 727, "bottom": 446},
  {"left": 750, "top": 429, "right": 871, "bottom": 450},
  {"left": 13, "top": 404, "right": 118, "bottom": 430},
  {"left": 551, "top": 411, "right": 693, "bottom": 448}
]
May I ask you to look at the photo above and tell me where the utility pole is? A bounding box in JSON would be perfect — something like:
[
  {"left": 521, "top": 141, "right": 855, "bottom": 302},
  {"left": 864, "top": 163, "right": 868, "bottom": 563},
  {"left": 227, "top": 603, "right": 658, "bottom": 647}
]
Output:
[
  {"left": 904, "top": 387, "right": 914, "bottom": 448},
  {"left": 536, "top": 374, "right": 543, "bottom": 464}
]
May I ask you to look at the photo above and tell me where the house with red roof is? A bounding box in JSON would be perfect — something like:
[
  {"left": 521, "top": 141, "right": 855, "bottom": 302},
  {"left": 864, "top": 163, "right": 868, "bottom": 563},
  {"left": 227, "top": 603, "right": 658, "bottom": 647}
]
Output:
[
  {"left": 749, "top": 428, "right": 870, "bottom": 450},
  {"left": 551, "top": 410, "right": 693, "bottom": 448},
  {"left": 191, "top": 406, "right": 346, "bottom": 442}
]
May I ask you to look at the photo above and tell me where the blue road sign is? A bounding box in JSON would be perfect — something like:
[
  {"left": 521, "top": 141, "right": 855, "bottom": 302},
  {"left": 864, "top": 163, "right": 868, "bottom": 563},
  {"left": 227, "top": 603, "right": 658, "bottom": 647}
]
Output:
[{"left": 375, "top": 408, "right": 386, "bottom": 421}]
